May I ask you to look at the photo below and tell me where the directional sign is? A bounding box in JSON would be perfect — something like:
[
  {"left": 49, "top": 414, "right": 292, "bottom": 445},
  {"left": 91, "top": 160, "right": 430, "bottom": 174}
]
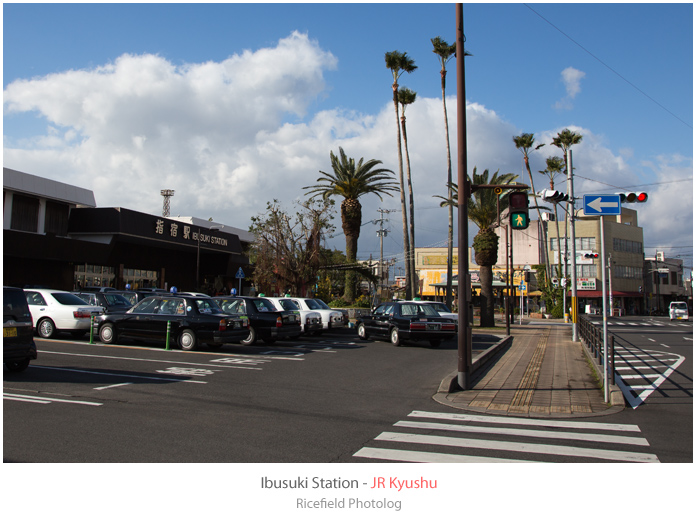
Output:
[
  {"left": 519, "top": 283, "right": 527, "bottom": 291},
  {"left": 583, "top": 194, "right": 622, "bottom": 216},
  {"left": 235, "top": 268, "right": 245, "bottom": 279}
]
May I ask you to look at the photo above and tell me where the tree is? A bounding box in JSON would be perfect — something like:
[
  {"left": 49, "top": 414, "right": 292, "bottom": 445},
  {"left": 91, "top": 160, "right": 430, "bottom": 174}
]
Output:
[
  {"left": 248, "top": 198, "right": 335, "bottom": 296},
  {"left": 539, "top": 156, "right": 566, "bottom": 281},
  {"left": 303, "top": 147, "right": 398, "bottom": 303},
  {"left": 398, "top": 86, "right": 418, "bottom": 297},
  {"left": 385, "top": 50, "right": 417, "bottom": 299},
  {"left": 435, "top": 168, "right": 519, "bottom": 327},
  {"left": 431, "top": 36, "right": 457, "bottom": 308},
  {"left": 513, "top": 133, "right": 552, "bottom": 284}
]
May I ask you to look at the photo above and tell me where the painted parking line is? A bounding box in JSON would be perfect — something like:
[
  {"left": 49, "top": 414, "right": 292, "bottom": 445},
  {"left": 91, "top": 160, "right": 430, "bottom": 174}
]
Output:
[
  {"left": 4, "top": 392, "right": 103, "bottom": 406},
  {"left": 30, "top": 365, "right": 208, "bottom": 384}
]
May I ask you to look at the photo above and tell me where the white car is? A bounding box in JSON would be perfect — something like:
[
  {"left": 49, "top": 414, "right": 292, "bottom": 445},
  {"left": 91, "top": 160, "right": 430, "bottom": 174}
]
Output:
[
  {"left": 24, "top": 289, "right": 104, "bottom": 339},
  {"left": 668, "top": 301, "right": 689, "bottom": 321},
  {"left": 289, "top": 297, "right": 345, "bottom": 332},
  {"left": 265, "top": 297, "right": 322, "bottom": 336},
  {"left": 399, "top": 300, "right": 458, "bottom": 325}
]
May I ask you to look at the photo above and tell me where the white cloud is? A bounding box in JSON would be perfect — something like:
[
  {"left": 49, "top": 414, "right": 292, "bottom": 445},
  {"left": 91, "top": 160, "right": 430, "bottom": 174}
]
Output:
[
  {"left": 3, "top": 35, "right": 691, "bottom": 264},
  {"left": 553, "top": 66, "right": 586, "bottom": 110}
]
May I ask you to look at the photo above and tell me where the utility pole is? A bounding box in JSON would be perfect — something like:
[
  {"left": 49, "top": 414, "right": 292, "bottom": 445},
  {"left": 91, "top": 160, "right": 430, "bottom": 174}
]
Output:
[
  {"left": 375, "top": 209, "right": 393, "bottom": 298},
  {"left": 567, "top": 150, "right": 578, "bottom": 341}
]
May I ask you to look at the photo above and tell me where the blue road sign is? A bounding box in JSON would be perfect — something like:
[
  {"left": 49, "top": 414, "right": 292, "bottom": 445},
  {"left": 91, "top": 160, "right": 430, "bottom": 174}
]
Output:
[
  {"left": 235, "top": 268, "right": 245, "bottom": 279},
  {"left": 583, "top": 194, "right": 622, "bottom": 216},
  {"left": 519, "top": 283, "right": 527, "bottom": 291}
]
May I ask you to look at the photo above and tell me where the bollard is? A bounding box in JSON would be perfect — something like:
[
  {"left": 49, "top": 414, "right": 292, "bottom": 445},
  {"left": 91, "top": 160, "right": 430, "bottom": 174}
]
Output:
[
  {"left": 165, "top": 321, "right": 171, "bottom": 350},
  {"left": 610, "top": 335, "right": 615, "bottom": 386},
  {"left": 89, "top": 315, "right": 95, "bottom": 344}
]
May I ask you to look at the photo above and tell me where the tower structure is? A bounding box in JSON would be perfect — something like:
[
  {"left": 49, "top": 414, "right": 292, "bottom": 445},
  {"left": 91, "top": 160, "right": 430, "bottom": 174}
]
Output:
[{"left": 160, "top": 189, "right": 175, "bottom": 217}]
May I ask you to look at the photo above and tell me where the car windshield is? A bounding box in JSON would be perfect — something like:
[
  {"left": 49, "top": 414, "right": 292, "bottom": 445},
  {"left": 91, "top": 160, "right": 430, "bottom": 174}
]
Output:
[
  {"left": 276, "top": 299, "right": 300, "bottom": 311},
  {"left": 400, "top": 304, "right": 440, "bottom": 317},
  {"left": 104, "top": 294, "right": 132, "bottom": 306},
  {"left": 312, "top": 299, "right": 331, "bottom": 310},
  {"left": 428, "top": 302, "right": 452, "bottom": 313},
  {"left": 52, "top": 292, "right": 94, "bottom": 305},
  {"left": 672, "top": 302, "right": 688, "bottom": 310},
  {"left": 131, "top": 298, "right": 159, "bottom": 314},
  {"left": 252, "top": 299, "right": 276, "bottom": 312},
  {"left": 304, "top": 299, "right": 323, "bottom": 310},
  {"left": 195, "top": 299, "right": 223, "bottom": 314}
]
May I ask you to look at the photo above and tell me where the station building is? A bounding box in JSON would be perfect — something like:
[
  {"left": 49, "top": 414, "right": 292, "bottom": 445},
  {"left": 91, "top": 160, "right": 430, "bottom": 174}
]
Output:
[{"left": 3, "top": 167, "right": 253, "bottom": 294}]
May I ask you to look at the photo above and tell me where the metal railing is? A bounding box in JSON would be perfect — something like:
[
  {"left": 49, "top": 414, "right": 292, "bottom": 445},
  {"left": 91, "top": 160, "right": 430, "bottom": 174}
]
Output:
[{"left": 577, "top": 315, "right": 615, "bottom": 387}]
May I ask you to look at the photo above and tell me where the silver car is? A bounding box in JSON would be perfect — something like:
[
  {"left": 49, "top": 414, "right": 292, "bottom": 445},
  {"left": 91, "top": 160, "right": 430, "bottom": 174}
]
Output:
[
  {"left": 24, "top": 289, "right": 104, "bottom": 338},
  {"left": 668, "top": 301, "right": 689, "bottom": 321}
]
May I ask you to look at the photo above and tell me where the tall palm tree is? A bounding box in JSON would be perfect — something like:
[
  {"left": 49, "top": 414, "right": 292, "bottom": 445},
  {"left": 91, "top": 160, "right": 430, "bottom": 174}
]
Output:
[
  {"left": 435, "top": 168, "right": 519, "bottom": 327},
  {"left": 385, "top": 50, "right": 417, "bottom": 299},
  {"left": 551, "top": 128, "right": 583, "bottom": 175},
  {"left": 303, "top": 147, "right": 398, "bottom": 303},
  {"left": 539, "top": 156, "right": 566, "bottom": 278},
  {"left": 431, "top": 36, "right": 457, "bottom": 308},
  {"left": 513, "top": 133, "right": 552, "bottom": 283},
  {"left": 398, "top": 86, "right": 418, "bottom": 297}
]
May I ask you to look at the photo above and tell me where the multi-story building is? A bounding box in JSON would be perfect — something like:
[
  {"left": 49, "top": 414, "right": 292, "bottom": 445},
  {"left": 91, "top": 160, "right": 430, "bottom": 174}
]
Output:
[{"left": 644, "top": 252, "right": 688, "bottom": 314}]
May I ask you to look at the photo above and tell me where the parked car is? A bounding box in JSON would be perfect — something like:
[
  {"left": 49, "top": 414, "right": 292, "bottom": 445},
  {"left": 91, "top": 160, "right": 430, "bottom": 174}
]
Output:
[
  {"left": 289, "top": 297, "right": 345, "bottom": 333},
  {"left": 213, "top": 296, "right": 302, "bottom": 345},
  {"left": 24, "top": 288, "right": 104, "bottom": 339},
  {"left": 399, "top": 300, "right": 458, "bottom": 324},
  {"left": 4, "top": 287, "right": 37, "bottom": 372},
  {"left": 668, "top": 301, "right": 689, "bottom": 321},
  {"left": 94, "top": 295, "right": 249, "bottom": 350},
  {"left": 356, "top": 301, "right": 456, "bottom": 347},
  {"left": 73, "top": 291, "right": 133, "bottom": 313},
  {"left": 265, "top": 297, "right": 322, "bottom": 336}
]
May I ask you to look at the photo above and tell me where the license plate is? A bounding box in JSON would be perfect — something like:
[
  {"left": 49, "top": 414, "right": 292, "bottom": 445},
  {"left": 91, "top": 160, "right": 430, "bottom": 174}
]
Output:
[
  {"left": 427, "top": 323, "right": 441, "bottom": 330},
  {"left": 4, "top": 327, "right": 18, "bottom": 338}
]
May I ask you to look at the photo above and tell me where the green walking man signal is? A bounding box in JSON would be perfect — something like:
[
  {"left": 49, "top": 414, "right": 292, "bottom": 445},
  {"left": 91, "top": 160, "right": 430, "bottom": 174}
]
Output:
[{"left": 509, "top": 191, "right": 530, "bottom": 230}]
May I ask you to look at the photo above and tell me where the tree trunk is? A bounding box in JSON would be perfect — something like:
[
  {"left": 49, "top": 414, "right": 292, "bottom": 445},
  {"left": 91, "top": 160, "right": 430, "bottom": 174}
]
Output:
[
  {"left": 392, "top": 88, "right": 411, "bottom": 299},
  {"left": 478, "top": 264, "right": 495, "bottom": 327},
  {"left": 342, "top": 198, "right": 361, "bottom": 303},
  {"left": 401, "top": 112, "right": 417, "bottom": 298}
]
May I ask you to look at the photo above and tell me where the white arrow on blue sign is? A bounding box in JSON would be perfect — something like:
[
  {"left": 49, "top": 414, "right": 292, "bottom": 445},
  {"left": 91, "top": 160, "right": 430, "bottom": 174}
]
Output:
[
  {"left": 583, "top": 194, "right": 622, "bottom": 216},
  {"left": 235, "top": 268, "right": 245, "bottom": 279}
]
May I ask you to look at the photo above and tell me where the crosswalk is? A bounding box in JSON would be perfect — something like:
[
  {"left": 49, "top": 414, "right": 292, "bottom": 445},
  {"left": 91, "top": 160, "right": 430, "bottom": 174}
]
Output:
[
  {"left": 613, "top": 346, "right": 686, "bottom": 408},
  {"left": 353, "top": 410, "right": 659, "bottom": 463},
  {"left": 589, "top": 320, "right": 691, "bottom": 328}
]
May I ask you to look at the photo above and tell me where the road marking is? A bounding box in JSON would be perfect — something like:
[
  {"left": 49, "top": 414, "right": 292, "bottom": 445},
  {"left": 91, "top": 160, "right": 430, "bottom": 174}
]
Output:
[
  {"left": 613, "top": 347, "right": 686, "bottom": 408},
  {"left": 4, "top": 392, "right": 103, "bottom": 406},
  {"left": 37, "top": 350, "right": 261, "bottom": 370},
  {"left": 353, "top": 447, "right": 536, "bottom": 463},
  {"left": 94, "top": 383, "right": 133, "bottom": 390},
  {"left": 375, "top": 432, "right": 659, "bottom": 463},
  {"left": 395, "top": 420, "right": 649, "bottom": 446},
  {"left": 407, "top": 410, "right": 642, "bottom": 432},
  {"left": 31, "top": 365, "right": 207, "bottom": 384}
]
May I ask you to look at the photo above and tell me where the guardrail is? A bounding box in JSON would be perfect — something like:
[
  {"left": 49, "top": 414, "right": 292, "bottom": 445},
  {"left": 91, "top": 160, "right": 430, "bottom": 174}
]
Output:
[{"left": 577, "top": 315, "right": 615, "bottom": 386}]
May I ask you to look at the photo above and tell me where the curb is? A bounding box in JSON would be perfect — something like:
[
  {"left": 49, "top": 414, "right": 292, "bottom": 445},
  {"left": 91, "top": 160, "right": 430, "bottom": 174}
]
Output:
[
  {"left": 438, "top": 334, "right": 513, "bottom": 393},
  {"left": 580, "top": 339, "right": 626, "bottom": 408}
]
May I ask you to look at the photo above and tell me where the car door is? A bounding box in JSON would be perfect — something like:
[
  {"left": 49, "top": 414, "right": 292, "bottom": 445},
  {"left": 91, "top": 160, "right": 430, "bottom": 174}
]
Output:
[
  {"left": 145, "top": 297, "right": 186, "bottom": 340},
  {"left": 23, "top": 290, "right": 47, "bottom": 328},
  {"left": 119, "top": 297, "right": 159, "bottom": 338}
]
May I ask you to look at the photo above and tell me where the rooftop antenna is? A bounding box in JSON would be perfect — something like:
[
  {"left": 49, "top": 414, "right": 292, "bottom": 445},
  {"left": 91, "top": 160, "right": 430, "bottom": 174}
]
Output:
[{"left": 161, "top": 189, "right": 175, "bottom": 217}]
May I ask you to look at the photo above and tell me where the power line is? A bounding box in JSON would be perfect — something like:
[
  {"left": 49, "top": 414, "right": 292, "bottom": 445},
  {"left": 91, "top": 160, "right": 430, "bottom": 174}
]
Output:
[{"left": 524, "top": 3, "right": 692, "bottom": 130}]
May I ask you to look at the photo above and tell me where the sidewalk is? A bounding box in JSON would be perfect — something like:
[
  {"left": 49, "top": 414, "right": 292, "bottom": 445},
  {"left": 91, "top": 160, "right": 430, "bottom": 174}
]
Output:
[{"left": 434, "top": 321, "right": 625, "bottom": 418}]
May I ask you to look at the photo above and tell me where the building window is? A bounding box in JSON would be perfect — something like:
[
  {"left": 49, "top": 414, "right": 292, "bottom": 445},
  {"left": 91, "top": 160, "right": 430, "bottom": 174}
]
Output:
[
  {"left": 551, "top": 237, "right": 596, "bottom": 251},
  {"left": 10, "top": 193, "right": 40, "bottom": 232},
  {"left": 44, "top": 200, "right": 70, "bottom": 236},
  {"left": 577, "top": 264, "right": 597, "bottom": 278},
  {"left": 613, "top": 238, "right": 643, "bottom": 253}
]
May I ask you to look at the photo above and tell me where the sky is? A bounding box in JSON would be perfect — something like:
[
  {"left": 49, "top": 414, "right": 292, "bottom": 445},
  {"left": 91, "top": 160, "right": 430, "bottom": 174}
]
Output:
[{"left": 3, "top": 2, "right": 694, "bottom": 273}]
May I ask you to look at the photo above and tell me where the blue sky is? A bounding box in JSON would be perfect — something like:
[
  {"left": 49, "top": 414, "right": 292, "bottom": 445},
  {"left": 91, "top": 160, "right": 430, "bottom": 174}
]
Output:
[{"left": 3, "top": 2, "right": 693, "bottom": 268}]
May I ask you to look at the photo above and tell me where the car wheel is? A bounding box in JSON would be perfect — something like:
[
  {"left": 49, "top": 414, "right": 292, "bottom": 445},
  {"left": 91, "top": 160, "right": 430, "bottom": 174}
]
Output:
[
  {"left": 5, "top": 358, "right": 30, "bottom": 372},
  {"left": 37, "top": 318, "right": 56, "bottom": 339},
  {"left": 390, "top": 327, "right": 401, "bottom": 346},
  {"left": 240, "top": 326, "right": 257, "bottom": 346},
  {"left": 429, "top": 339, "right": 441, "bottom": 348},
  {"left": 99, "top": 323, "right": 118, "bottom": 344},
  {"left": 178, "top": 329, "right": 198, "bottom": 351},
  {"left": 357, "top": 323, "right": 369, "bottom": 340}
]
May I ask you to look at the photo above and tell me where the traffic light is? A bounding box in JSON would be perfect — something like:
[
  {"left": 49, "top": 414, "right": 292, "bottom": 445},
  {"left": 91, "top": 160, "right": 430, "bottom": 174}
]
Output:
[
  {"left": 616, "top": 192, "right": 648, "bottom": 203},
  {"left": 584, "top": 253, "right": 599, "bottom": 258},
  {"left": 509, "top": 191, "right": 529, "bottom": 230},
  {"left": 540, "top": 189, "right": 569, "bottom": 203}
]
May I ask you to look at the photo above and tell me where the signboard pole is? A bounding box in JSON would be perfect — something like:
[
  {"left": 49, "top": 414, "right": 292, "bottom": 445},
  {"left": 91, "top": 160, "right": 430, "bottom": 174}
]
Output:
[{"left": 600, "top": 215, "right": 609, "bottom": 402}]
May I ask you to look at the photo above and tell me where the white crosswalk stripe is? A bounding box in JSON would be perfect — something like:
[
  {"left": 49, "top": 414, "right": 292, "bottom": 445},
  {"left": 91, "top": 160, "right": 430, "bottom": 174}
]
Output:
[
  {"left": 353, "top": 410, "right": 659, "bottom": 463},
  {"left": 613, "top": 346, "right": 685, "bottom": 408}
]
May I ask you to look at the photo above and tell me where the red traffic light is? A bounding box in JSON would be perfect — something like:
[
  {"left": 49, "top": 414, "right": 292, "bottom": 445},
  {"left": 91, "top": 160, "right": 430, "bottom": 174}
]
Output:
[
  {"left": 584, "top": 253, "right": 599, "bottom": 258},
  {"left": 616, "top": 192, "right": 648, "bottom": 203}
]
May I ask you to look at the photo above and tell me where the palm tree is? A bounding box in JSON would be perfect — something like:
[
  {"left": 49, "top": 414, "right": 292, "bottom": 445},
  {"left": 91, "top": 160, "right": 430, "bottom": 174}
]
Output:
[
  {"left": 431, "top": 36, "right": 457, "bottom": 308},
  {"left": 303, "top": 147, "right": 398, "bottom": 303},
  {"left": 513, "top": 133, "right": 552, "bottom": 283},
  {"left": 551, "top": 128, "right": 583, "bottom": 174},
  {"left": 435, "top": 168, "right": 519, "bottom": 327},
  {"left": 385, "top": 50, "right": 417, "bottom": 299},
  {"left": 539, "top": 156, "right": 566, "bottom": 278},
  {"left": 398, "top": 86, "right": 418, "bottom": 297}
]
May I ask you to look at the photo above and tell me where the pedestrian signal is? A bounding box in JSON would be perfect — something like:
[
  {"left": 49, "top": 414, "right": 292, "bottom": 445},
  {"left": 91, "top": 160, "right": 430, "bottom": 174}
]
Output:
[{"left": 509, "top": 191, "right": 529, "bottom": 230}]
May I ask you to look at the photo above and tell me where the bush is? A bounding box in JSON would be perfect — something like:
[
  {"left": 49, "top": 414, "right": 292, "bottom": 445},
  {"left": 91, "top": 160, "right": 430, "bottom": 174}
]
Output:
[
  {"left": 550, "top": 301, "right": 565, "bottom": 319},
  {"left": 328, "top": 298, "right": 349, "bottom": 308}
]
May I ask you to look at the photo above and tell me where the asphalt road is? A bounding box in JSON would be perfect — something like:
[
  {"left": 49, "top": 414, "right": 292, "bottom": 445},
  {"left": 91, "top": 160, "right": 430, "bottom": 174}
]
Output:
[
  {"left": 4, "top": 329, "right": 468, "bottom": 463},
  {"left": 584, "top": 315, "right": 693, "bottom": 462}
]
